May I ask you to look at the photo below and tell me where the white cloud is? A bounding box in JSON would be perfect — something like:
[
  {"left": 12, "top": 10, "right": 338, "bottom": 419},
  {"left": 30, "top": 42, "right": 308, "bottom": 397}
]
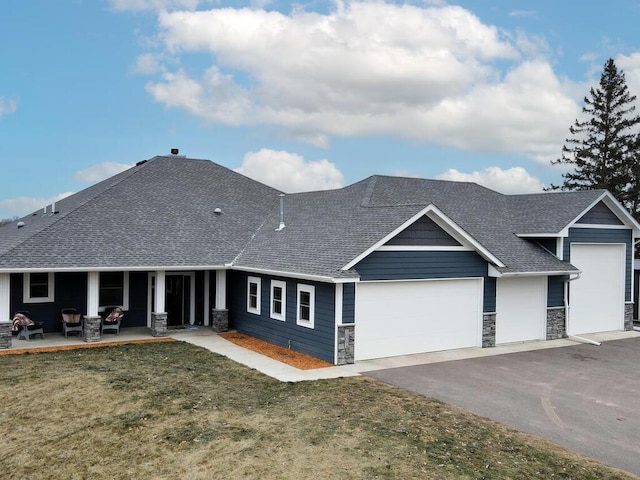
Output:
[
  {"left": 135, "top": 1, "right": 580, "bottom": 163},
  {"left": 0, "top": 192, "right": 73, "bottom": 220},
  {"left": 73, "top": 162, "right": 132, "bottom": 183},
  {"left": 0, "top": 97, "right": 18, "bottom": 118},
  {"left": 617, "top": 52, "right": 640, "bottom": 101},
  {"left": 436, "top": 166, "right": 545, "bottom": 194},
  {"left": 109, "top": 0, "right": 207, "bottom": 12},
  {"left": 235, "top": 149, "right": 344, "bottom": 192}
]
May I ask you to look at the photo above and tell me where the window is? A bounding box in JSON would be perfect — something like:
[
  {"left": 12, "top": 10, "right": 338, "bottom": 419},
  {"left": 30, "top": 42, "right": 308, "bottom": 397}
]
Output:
[
  {"left": 23, "top": 272, "right": 54, "bottom": 303},
  {"left": 270, "top": 280, "right": 286, "bottom": 321},
  {"left": 99, "top": 272, "right": 130, "bottom": 309},
  {"left": 247, "top": 276, "right": 261, "bottom": 314},
  {"left": 296, "top": 284, "right": 315, "bottom": 328}
]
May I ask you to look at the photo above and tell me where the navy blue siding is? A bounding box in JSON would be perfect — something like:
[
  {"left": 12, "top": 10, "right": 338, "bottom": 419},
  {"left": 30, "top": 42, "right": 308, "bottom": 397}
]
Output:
[
  {"left": 228, "top": 271, "right": 335, "bottom": 363},
  {"left": 533, "top": 238, "right": 557, "bottom": 255},
  {"left": 547, "top": 275, "right": 566, "bottom": 307},
  {"left": 385, "top": 216, "right": 461, "bottom": 246},
  {"left": 564, "top": 228, "right": 633, "bottom": 301},
  {"left": 354, "top": 250, "right": 494, "bottom": 313},
  {"left": 127, "top": 271, "right": 150, "bottom": 327},
  {"left": 342, "top": 283, "right": 355, "bottom": 324},
  {"left": 576, "top": 201, "right": 623, "bottom": 225}
]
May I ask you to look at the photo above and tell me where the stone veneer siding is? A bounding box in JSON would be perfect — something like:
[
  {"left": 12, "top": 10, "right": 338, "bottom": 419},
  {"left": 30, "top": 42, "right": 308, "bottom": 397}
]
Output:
[
  {"left": 482, "top": 313, "right": 496, "bottom": 348},
  {"left": 83, "top": 316, "right": 101, "bottom": 343},
  {"left": 210, "top": 309, "right": 229, "bottom": 333},
  {"left": 546, "top": 307, "right": 566, "bottom": 340},
  {"left": 0, "top": 321, "right": 11, "bottom": 349},
  {"left": 625, "top": 303, "right": 634, "bottom": 331},
  {"left": 337, "top": 325, "right": 355, "bottom": 365},
  {"left": 151, "top": 313, "right": 168, "bottom": 337}
]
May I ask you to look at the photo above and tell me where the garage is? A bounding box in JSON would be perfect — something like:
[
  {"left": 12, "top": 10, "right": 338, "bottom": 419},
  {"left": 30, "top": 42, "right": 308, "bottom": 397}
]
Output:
[
  {"left": 354, "top": 278, "right": 482, "bottom": 361},
  {"left": 569, "top": 243, "right": 625, "bottom": 335},
  {"left": 495, "top": 276, "right": 547, "bottom": 344}
]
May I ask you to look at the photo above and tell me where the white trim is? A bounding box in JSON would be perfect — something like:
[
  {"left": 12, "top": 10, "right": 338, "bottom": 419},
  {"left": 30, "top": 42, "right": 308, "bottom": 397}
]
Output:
[
  {"left": 23, "top": 272, "right": 54, "bottom": 303},
  {"left": 342, "top": 204, "right": 505, "bottom": 271},
  {"left": 87, "top": 271, "right": 100, "bottom": 317},
  {"left": 296, "top": 283, "right": 315, "bottom": 329},
  {"left": 247, "top": 276, "right": 261, "bottom": 315},
  {"left": 232, "top": 265, "right": 356, "bottom": 284},
  {"left": 154, "top": 270, "right": 166, "bottom": 313},
  {"left": 0, "top": 265, "right": 229, "bottom": 274},
  {"left": 376, "top": 245, "right": 472, "bottom": 252},
  {"left": 270, "top": 280, "right": 286, "bottom": 321},
  {"left": 517, "top": 233, "right": 562, "bottom": 238},
  {"left": 561, "top": 191, "right": 640, "bottom": 237},
  {"left": 334, "top": 283, "right": 344, "bottom": 365},
  {"left": 215, "top": 270, "right": 227, "bottom": 310},
  {"left": 98, "top": 271, "right": 130, "bottom": 310},
  {"left": 0, "top": 273, "right": 10, "bottom": 322},
  {"left": 204, "top": 271, "right": 210, "bottom": 326},
  {"left": 570, "top": 224, "right": 631, "bottom": 230},
  {"left": 488, "top": 265, "right": 578, "bottom": 278}
]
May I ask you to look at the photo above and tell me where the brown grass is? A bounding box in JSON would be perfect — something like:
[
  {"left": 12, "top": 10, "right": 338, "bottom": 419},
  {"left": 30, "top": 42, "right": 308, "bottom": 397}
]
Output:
[
  {"left": 219, "top": 331, "right": 334, "bottom": 369},
  {"left": 0, "top": 342, "right": 637, "bottom": 480}
]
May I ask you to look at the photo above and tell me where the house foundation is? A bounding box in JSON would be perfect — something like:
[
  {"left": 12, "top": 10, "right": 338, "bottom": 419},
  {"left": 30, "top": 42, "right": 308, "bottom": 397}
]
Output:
[
  {"left": 0, "top": 321, "right": 11, "bottom": 349},
  {"left": 210, "top": 309, "right": 228, "bottom": 333},
  {"left": 337, "top": 324, "right": 355, "bottom": 365},
  {"left": 546, "top": 307, "right": 566, "bottom": 340},
  {"left": 83, "top": 316, "right": 101, "bottom": 343},
  {"left": 482, "top": 313, "right": 496, "bottom": 347},
  {"left": 151, "top": 313, "right": 168, "bottom": 337},
  {"left": 624, "top": 303, "right": 634, "bottom": 331}
]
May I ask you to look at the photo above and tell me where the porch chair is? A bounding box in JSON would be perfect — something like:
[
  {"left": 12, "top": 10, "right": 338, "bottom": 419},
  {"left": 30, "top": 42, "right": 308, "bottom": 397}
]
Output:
[
  {"left": 61, "top": 308, "right": 83, "bottom": 337},
  {"left": 12, "top": 310, "right": 45, "bottom": 341},
  {"left": 101, "top": 306, "right": 124, "bottom": 335}
]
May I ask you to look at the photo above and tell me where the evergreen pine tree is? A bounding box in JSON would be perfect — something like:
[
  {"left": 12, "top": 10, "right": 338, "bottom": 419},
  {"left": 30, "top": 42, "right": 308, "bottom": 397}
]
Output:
[{"left": 549, "top": 58, "right": 640, "bottom": 219}]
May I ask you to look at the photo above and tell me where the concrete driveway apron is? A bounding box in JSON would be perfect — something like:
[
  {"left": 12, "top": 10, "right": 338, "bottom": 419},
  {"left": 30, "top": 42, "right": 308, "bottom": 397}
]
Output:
[{"left": 366, "top": 337, "right": 640, "bottom": 476}]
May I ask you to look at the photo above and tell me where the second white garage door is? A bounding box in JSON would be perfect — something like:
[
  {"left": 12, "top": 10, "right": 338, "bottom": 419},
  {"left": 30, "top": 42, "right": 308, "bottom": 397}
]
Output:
[
  {"left": 495, "top": 276, "right": 547, "bottom": 344},
  {"left": 354, "top": 279, "right": 482, "bottom": 361}
]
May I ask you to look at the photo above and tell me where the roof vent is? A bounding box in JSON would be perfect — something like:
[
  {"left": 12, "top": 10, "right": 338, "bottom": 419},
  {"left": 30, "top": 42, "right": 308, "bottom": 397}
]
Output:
[
  {"left": 170, "top": 148, "right": 179, "bottom": 155},
  {"left": 17, "top": 221, "right": 25, "bottom": 228},
  {"left": 214, "top": 207, "right": 222, "bottom": 215},
  {"left": 275, "top": 194, "right": 285, "bottom": 231}
]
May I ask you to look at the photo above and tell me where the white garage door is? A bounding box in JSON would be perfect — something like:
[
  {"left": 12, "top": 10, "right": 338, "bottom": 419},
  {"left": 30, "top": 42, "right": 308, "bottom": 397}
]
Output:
[
  {"left": 496, "top": 276, "right": 547, "bottom": 344},
  {"left": 569, "top": 243, "right": 625, "bottom": 335},
  {"left": 354, "top": 279, "right": 482, "bottom": 361}
]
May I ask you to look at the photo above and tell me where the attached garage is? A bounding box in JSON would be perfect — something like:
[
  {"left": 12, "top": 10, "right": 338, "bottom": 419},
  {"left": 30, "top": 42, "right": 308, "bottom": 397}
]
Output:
[
  {"left": 495, "top": 276, "right": 547, "bottom": 344},
  {"left": 354, "top": 278, "right": 482, "bottom": 361},
  {"left": 568, "top": 243, "right": 625, "bottom": 335}
]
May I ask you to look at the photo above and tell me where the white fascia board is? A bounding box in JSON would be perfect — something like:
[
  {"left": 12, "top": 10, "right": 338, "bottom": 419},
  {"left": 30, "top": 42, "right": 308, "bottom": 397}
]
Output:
[
  {"left": 341, "top": 204, "right": 505, "bottom": 270},
  {"left": 489, "top": 264, "right": 579, "bottom": 278},
  {"left": 230, "top": 266, "right": 359, "bottom": 284},
  {"left": 516, "top": 233, "right": 563, "bottom": 238},
  {"left": 560, "top": 191, "right": 640, "bottom": 237},
  {"left": 0, "top": 265, "right": 229, "bottom": 273}
]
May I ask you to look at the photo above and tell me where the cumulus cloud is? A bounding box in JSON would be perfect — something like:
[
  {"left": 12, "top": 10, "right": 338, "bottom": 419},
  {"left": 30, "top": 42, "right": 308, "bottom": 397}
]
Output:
[
  {"left": 0, "top": 192, "right": 73, "bottom": 220},
  {"left": 0, "top": 97, "right": 18, "bottom": 118},
  {"left": 235, "top": 149, "right": 344, "bottom": 192},
  {"left": 73, "top": 162, "right": 132, "bottom": 183},
  {"left": 134, "top": 1, "right": 582, "bottom": 163},
  {"left": 617, "top": 52, "right": 640, "bottom": 100},
  {"left": 436, "top": 166, "right": 545, "bottom": 194}
]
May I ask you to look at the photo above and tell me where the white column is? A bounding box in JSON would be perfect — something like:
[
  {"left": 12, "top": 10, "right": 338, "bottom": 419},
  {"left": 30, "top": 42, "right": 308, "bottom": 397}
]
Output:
[
  {"left": 87, "top": 271, "right": 100, "bottom": 317},
  {"left": 155, "top": 270, "right": 166, "bottom": 313},
  {"left": 215, "top": 270, "right": 227, "bottom": 310},
  {"left": 334, "top": 283, "right": 344, "bottom": 325},
  {"left": 0, "top": 273, "right": 10, "bottom": 321},
  {"left": 203, "top": 271, "right": 210, "bottom": 326}
]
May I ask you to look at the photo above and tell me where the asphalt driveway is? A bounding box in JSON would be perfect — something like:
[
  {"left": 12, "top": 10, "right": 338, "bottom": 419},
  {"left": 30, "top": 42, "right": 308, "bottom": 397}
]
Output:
[{"left": 366, "top": 337, "right": 640, "bottom": 476}]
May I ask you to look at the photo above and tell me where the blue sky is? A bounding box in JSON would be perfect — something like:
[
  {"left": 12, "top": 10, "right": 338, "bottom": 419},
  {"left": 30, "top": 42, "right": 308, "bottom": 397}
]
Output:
[{"left": 1, "top": 0, "right": 640, "bottom": 219}]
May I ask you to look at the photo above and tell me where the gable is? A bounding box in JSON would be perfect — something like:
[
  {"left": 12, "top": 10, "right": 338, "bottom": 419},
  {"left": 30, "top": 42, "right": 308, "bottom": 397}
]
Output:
[
  {"left": 384, "top": 215, "right": 462, "bottom": 247},
  {"left": 576, "top": 201, "right": 624, "bottom": 225}
]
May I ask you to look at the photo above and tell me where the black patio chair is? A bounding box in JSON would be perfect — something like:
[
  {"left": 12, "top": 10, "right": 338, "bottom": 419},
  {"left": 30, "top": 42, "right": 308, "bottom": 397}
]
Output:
[{"left": 61, "top": 308, "right": 83, "bottom": 337}]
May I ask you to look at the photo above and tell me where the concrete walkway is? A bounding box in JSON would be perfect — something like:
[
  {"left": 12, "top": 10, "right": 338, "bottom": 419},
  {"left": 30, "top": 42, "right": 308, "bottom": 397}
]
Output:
[{"left": 4, "top": 325, "right": 639, "bottom": 382}]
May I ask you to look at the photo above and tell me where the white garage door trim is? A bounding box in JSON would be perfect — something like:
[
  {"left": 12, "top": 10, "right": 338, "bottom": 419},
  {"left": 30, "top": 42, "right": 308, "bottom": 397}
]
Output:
[
  {"left": 569, "top": 243, "right": 625, "bottom": 335},
  {"left": 354, "top": 278, "right": 483, "bottom": 361},
  {"left": 495, "top": 276, "right": 547, "bottom": 344}
]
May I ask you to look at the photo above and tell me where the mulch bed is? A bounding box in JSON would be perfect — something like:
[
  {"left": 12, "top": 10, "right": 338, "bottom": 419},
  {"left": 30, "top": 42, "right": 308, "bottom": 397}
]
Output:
[
  {"left": 219, "top": 332, "right": 334, "bottom": 370},
  {"left": 0, "top": 337, "right": 175, "bottom": 356}
]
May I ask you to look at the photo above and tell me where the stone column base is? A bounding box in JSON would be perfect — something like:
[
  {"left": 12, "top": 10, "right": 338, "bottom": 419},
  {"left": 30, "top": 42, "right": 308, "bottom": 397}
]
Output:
[
  {"left": 625, "top": 303, "right": 634, "bottom": 331},
  {"left": 83, "top": 316, "right": 101, "bottom": 343},
  {"left": 0, "top": 321, "right": 12, "bottom": 349},
  {"left": 337, "top": 324, "right": 355, "bottom": 365},
  {"left": 482, "top": 313, "right": 496, "bottom": 348},
  {"left": 151, "top": 313, "right": 168, "bottom": 337},
  {"left": 546, "top": 307, "right": 566, "bottom": 340},
  {"left": 210, "top": 309, "right": 228, "bottom": 333}
]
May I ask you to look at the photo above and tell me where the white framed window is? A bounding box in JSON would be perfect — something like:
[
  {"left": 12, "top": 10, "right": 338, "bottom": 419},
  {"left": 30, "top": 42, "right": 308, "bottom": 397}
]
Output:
[
  {"left": 270, "top": 280, "right": 286, "bottom": 321},
  {"left": 247, "top": 276, "right": 261, "bottom": 315},
  {"left": 99, "top": 271, "right": 130, "bottom": 310},
  {"left": 23, "top": 272, "right": 54, "bottom": 303},
  {"left": 296, "top": 284, "right": 315, "bottom": 328}
]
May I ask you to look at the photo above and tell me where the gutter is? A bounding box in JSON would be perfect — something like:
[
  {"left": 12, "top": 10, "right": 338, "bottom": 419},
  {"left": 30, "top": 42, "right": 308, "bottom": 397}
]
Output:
[{"left": 564, "top": 272, "right": 602, "bottom": 346}]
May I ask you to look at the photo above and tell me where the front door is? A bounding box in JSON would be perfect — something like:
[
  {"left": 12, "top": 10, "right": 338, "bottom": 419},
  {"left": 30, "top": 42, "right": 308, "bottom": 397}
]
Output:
[{"left": 166, "top": 274, "right": 193, "bottom": 327}]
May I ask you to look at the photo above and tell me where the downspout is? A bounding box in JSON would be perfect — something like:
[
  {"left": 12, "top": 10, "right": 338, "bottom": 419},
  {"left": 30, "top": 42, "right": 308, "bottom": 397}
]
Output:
[{"left": 565, "top": 272, "right": 602, "bottom": 346}]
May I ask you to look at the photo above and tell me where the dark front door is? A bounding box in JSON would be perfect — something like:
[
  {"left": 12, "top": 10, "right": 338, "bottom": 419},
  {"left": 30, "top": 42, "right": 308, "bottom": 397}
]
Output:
[{"left": 166, "top": 274, "right": 192, "bottom": 327}]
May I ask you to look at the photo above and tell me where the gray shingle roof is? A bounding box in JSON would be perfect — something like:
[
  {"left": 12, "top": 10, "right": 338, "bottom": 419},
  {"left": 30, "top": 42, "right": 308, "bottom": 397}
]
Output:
[{"left": 0, "top": 156, "right": 626, "bottom": 278}]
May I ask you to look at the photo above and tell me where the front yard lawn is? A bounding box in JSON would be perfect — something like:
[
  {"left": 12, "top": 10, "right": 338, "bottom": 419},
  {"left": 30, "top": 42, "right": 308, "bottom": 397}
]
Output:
[{"left": 0, "top": 342, "right": 635, "bottom": 479}]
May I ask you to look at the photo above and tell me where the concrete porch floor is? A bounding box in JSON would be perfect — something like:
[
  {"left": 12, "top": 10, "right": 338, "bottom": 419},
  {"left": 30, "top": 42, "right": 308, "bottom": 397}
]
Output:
[{"left": 3, "top": 326, "right": 639, "bottom": 383}]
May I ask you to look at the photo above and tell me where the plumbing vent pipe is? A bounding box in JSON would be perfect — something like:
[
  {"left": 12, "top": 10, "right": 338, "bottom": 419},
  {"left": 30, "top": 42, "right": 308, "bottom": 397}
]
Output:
[{"left": 275, "top": 194, "right": 285, "bottom": 231}]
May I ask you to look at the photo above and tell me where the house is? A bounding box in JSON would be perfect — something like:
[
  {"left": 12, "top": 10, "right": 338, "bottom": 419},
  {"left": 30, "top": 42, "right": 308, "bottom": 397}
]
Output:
[{"left": 1, "top": 154, "right": 638, "bottom": 364}]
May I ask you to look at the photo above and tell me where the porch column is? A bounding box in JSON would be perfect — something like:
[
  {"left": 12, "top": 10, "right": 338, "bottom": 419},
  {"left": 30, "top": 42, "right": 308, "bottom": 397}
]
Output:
[
  {"left": 211, "top": 270, "right": 228, "bottom": 332},
  {"left": 84, "top": 272, "right": 101, "bottom": 343},
  {"left": 203, "top": 271, "right": 210, "bottom": 326},
  {"left": 151, "top": 270, "right": 167, "bottom": 337},
  {"left": 0, "top": 273, "right": 11, "bottom": 349}
]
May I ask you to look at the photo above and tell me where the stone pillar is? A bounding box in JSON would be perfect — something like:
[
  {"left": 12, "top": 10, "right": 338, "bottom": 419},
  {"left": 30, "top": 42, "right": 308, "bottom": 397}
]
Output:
[
  {"left": 0, "top": 320, "right": 12, "bottom": 349},
  {"left": 624, "top": 303, "right": 634, "bottom": 331},
  {"left": 337, "top": 324, "right": 355, "bottom": 365},
  {"left": 546, "top": 307, "right": 567, "bottom": 340},
  {"left": 83, "top": 316, "right": 101, "bottom": 343},
  {"left": 210, "top": 309, "right": 228, "bottom": 333},
  {"left": 151, "top": 312, "right": 168, "bottom": 337},
  {"left": 482, "top": 313, "right": 496, "bottom": 348}
]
